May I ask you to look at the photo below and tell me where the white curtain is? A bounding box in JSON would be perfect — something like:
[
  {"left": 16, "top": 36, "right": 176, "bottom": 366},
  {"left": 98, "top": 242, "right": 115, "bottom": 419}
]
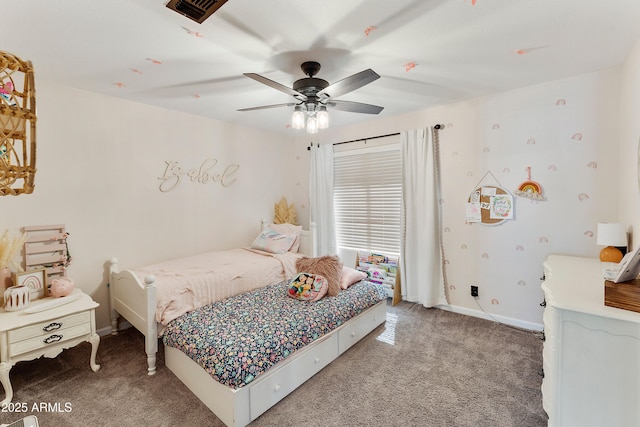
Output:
[
  {"left": 400, "top": 127, "right": 447, "bottom": 307},
  {"left": 309, "top": 143, "right": 337, "bottom": 256}
]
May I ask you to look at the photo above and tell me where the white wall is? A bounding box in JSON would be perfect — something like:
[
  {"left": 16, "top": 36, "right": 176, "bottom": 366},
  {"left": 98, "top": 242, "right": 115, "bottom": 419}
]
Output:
[
  {"left": 1, "top": 81, "right": 296, "bottom": 331},
  {"left": 297, "top": 67, "right": 622, "bottom": 330}
]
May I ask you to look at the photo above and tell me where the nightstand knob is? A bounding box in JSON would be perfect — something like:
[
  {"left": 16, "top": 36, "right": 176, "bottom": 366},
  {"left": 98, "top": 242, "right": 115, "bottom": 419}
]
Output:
[
  {"left": 43, "top": 322, "right": 62, "bottom": 332},
  {"left": 43, "top": 334, "right": 63, "bottom": 344}
]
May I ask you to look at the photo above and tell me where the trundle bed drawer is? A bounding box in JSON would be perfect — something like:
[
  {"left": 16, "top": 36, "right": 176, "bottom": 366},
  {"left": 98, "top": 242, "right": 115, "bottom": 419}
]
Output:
[
  {"left": 249, "top": 333, "right": 339, "bottom": 419},
  {"left": 338, "top": 301, "right": 386, "bottom": 354}
]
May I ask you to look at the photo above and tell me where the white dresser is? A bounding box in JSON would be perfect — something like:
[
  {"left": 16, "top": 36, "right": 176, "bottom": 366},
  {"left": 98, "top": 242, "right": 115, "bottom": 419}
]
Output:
[
  {"left": 0, "top": 289, "right": 100, "bottom": 405},
  {"left": 541, "top": 255, "right": 640, "bottom": 427}
]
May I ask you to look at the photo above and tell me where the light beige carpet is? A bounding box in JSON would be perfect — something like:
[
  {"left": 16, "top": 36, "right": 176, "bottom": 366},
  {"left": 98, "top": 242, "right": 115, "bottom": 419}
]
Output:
[{"left": 2, "top": 301, "right": 547, "bottom": 426}]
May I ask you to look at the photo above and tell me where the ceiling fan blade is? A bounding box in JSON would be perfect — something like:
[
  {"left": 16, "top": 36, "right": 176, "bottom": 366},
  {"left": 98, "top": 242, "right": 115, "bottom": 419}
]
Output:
[
  {"left": 328, "top": 100, "right": 384, "bottom": 115},
  {"left": 317, "top": 69, "right": 380, "bottom": 99},
  {"left": 243, "top": 73, "right": 306, "bottom": 99},
  {"left": 237, "top": 102, "right": 296, "bottom": 112}
]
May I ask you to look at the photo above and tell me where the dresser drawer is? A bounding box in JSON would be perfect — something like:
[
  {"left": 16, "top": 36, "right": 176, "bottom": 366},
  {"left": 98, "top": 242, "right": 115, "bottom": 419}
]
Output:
[
  {"left": 9, "top": 322, "right": 92, "bottom": 357},
  {"left": 7, "top": 311, "right": 91, "bottom": 344},
  {"left": 542, "top": 306, "right": 559, "bottom": 346},
  {"left": 541, "top": 346, "right": 556, "bottom": 401}
]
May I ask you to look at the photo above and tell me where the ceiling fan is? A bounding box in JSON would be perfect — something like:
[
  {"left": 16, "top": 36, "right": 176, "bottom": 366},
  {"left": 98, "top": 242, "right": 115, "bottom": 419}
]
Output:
[{"left": 238, "top": 61, "right": 384, "bottom": 133}]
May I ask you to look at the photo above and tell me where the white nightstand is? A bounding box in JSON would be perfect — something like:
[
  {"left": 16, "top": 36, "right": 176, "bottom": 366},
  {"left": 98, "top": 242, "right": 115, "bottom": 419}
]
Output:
[{"left": 0, "top": 289, "right": 100, "bottom": 405}]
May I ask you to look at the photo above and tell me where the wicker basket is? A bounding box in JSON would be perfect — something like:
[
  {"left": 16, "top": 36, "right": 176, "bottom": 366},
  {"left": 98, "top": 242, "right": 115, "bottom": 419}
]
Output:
[{"left": 0, "top": 50, "right": 36, "bottom": 196}]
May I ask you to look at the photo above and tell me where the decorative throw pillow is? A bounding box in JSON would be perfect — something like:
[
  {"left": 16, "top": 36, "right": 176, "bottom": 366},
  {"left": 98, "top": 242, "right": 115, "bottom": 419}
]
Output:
[
  {"left": 268, "top": 223, "right": 303, "bottom": 253},
  {"left": 287, "top": 272, "right": 328, "bottom": 301},
  {"left": 340, "top": 266, "right": 368, "bottom": 290},
  {"left": 295, "top": 255, "right": 343, "bottom": 297},
  {"left": 250, "top": 228, "right": 296, "bottom": 254}
]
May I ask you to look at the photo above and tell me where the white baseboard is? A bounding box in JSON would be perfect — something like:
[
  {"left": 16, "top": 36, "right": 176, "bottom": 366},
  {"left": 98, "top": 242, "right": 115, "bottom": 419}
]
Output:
[
  {"left": 437, "top": 304, "right": 543, "bottom": 332},
  {"left": 97, "top": 320, "right": 132, "bottom": 336}
]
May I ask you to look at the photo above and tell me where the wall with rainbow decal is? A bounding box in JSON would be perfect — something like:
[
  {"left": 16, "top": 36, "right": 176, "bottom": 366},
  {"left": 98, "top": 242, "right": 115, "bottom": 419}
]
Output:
[
  {"left": 436, "top": 68, "right": 620, "bottom": 330},
  {"left": 315, "top": 62, "right": 625, "bottom": 330}
]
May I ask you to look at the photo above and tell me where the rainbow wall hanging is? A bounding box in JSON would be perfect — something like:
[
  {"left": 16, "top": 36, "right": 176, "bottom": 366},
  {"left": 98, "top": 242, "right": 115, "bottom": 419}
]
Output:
[{"left": 514, "top": 166, "right": 545, "bottom": 201}]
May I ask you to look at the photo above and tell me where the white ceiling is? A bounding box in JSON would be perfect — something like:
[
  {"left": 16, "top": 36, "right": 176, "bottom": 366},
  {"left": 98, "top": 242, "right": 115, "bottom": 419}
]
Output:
[{"left": 3, "top": 0, "right": 640, "bottom": 134}]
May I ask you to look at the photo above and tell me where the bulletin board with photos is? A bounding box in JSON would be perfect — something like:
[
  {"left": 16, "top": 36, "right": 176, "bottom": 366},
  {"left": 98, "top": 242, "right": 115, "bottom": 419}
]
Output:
[{"left": 466, "top": 184, "right": 514, "bottom": 226}]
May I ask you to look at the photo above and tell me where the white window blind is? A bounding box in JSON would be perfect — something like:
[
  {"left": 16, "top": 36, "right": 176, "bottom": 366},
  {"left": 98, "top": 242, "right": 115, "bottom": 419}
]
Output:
[{"left": 333, "top": 137, "right": 401, "bottom": 256}]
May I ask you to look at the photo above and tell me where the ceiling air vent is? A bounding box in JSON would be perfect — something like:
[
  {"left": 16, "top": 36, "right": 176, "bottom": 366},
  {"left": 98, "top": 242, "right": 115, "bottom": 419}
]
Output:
[{"left": 166, "top": 0, "right": 228, "bottom": 24}]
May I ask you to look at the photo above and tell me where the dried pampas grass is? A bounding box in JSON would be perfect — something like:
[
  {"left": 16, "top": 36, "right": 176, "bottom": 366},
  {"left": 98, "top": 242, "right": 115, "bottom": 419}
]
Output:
[
  {"left": 274, "top": 197, "right": 298, "bottom": 225},
  {"left": 0, "top": 229, "right": 27, "bottom": 271}
]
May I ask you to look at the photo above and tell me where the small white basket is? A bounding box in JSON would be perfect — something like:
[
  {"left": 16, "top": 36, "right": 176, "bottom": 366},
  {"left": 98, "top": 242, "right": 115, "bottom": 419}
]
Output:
[{"left": 3, "top": 284, "right": 30, "bottom": 311}]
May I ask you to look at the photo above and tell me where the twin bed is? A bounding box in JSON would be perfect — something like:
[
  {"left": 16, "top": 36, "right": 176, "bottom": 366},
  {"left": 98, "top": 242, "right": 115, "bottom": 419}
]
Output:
[{"left": 108, "top": 222, "right": 388, "bottom": 426}]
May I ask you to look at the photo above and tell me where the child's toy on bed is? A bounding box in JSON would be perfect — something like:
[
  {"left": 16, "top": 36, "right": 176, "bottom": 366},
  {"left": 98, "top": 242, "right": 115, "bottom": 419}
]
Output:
[{"left": 287, "top": 272, "right": 328, "bottom": 301}]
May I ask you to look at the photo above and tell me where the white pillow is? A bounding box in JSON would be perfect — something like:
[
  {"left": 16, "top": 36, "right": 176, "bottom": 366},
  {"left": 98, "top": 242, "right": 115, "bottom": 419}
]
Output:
[
  {"left": 268, "top": 223, "right": 303, "bottom": 252},
  {"left": 250, "top": 228, "right": 296, "bottom": 254}
]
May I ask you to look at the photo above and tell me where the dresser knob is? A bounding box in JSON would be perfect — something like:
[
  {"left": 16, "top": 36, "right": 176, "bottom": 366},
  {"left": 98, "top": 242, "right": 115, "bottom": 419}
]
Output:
[
  {"left": 274, "top": 384, "right": 281, "bottom": 392},
  {"left": 314, "top": 357, "right": 320, "bottom": 364},
  {"left": 43, "top": 334, "right": 63, "bottom": 344},
  {"left": 43, "top": 322, "right": 62, "bottom": 332}
]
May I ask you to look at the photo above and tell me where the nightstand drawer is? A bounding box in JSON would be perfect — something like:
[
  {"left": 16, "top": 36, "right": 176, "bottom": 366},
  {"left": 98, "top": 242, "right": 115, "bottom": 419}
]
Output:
[
  {"left": 9, "top": 322, "right": 92, "bottom": 356},
  {"left": 7, "top": 311, "right": 91, "bottom": 344}
]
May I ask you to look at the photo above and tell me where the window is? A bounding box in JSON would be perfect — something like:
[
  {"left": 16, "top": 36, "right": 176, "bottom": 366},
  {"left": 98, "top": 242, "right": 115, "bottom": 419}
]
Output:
[{"left": 333, "top": 135, "right": 401, "bottom": 257}]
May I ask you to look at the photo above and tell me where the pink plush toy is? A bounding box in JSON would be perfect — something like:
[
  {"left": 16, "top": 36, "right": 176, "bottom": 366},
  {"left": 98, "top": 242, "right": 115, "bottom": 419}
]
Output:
[{"left": 50, "top": 277, "right": 74, "bottom": 297}]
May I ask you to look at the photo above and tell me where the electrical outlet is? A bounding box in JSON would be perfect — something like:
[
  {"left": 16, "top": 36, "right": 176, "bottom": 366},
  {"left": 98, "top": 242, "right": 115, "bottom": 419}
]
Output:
[{"left": 470, "top": 285, "right": 479, "bottom": 297}]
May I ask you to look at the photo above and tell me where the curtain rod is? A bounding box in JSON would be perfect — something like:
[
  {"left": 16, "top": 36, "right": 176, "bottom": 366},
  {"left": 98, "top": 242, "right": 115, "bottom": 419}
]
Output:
[{"left": 332, "top": 124, "right": 443, "bottom": 146}]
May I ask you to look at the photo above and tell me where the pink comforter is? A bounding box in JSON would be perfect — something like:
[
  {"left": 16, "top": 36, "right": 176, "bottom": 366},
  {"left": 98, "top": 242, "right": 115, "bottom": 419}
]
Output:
[{"left": 132, "top": 248, "right": 302, "bottom": 325}]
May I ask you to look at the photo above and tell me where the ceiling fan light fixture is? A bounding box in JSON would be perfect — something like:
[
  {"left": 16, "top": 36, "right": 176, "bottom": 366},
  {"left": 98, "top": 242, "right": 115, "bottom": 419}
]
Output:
[
  {"left": 292, "top": 106, "right": 305, "bottom": 129},
  {"left": 307, "top": 115, "right": 319, "bottom": 134},
  {"left": 240, "top": 61, "right": 382, "bottom": 134},
  {"left": 317, "top": 106, "right": 329, "bottom": 129}
]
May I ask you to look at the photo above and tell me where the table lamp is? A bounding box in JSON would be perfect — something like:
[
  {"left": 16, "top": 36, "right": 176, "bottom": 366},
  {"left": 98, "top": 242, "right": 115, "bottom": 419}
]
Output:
[{"left": 597, "top": 223, "right": 627, "bottom": 263}]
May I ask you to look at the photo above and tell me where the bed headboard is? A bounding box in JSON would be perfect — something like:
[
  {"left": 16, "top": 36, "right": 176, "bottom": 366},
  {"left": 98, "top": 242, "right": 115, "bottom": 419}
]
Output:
[{"left": 261, "top": 220, "right": 317, "bottom": 257}]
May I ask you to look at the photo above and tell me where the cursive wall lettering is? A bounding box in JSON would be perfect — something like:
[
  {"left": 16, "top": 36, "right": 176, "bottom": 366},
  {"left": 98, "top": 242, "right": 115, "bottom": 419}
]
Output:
[{"left": 158, "top": 158, "right": 240, "bottom": 192}]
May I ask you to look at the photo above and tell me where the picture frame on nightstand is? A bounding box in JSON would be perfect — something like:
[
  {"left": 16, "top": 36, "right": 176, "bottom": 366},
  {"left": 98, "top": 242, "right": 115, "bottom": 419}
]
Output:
[{"left": 12, "top": 268, "right": 46, "bottom": 300}]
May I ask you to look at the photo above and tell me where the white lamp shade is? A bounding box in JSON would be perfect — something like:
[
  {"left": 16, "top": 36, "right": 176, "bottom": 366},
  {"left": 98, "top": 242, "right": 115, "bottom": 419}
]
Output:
[{"left": 596, "top": 223, "right": 627, "bottom": 247}]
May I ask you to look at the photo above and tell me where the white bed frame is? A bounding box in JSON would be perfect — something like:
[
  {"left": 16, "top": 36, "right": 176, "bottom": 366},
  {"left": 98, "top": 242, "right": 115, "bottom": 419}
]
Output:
[
  {"left": 108, "top": 221, "right": 317, "bottom": 375},
  {"left": 164, "top": 299, "right": 387, "bottom": 427}
]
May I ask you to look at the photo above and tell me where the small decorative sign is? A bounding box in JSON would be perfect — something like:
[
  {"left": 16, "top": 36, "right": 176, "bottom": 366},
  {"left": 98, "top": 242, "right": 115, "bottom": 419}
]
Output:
[
  {"left": 489, "top": 193, "right": 514, "bottom": 220},
  {"left": 12, "top": 267, "right": 46, "bottom": 299},
  {"left": 158, "top": 158, "right": 240, "bottom": 192}
]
